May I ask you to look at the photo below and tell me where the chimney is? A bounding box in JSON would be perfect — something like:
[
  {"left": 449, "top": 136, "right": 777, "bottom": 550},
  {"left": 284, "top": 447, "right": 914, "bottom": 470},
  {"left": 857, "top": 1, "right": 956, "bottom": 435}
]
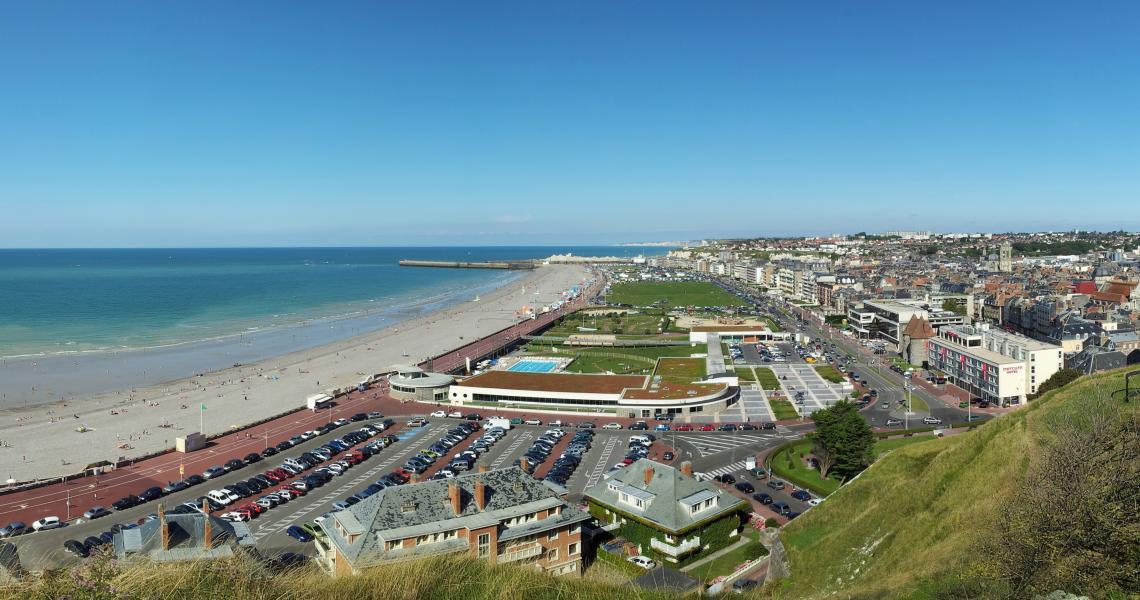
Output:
[
  {"left": 475, "top": 478, "right": 487, "bottom": 511},
  {"left": 202, "top": 499, "right": 213, "bottom": 550},
  {"left": 680, "top": 461, "right": 693, "bottom": 478},
  {"left": 478, "top": 464, "right": 489, "bottom": 473},
  {"left": 158, "top": 503, "right": 169, "bottom": 551},
  {"left": 448, "top": 481, "right": 462, "bottom": 515},
  {"left": 644, "top": 467, "right": 655, "bottom": 487}
]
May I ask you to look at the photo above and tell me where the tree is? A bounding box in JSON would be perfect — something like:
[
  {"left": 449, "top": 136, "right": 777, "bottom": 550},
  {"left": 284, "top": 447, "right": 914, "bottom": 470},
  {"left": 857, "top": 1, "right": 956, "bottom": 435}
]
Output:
[
  {"left": 809, "top": 401, "right": 875, "bottom": 481},
  {"left": 1028, "top": 368, "right": 1082, "bottom": 400},
  {"left": 941, "top": 299, "right": 967, "bottom": 316}
]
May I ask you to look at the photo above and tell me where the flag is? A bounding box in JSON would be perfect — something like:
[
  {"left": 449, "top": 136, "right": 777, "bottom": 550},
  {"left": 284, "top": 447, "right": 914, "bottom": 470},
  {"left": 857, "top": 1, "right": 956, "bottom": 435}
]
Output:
[{"left": 200, "top": 403, "right": 206, "bottom": 411}]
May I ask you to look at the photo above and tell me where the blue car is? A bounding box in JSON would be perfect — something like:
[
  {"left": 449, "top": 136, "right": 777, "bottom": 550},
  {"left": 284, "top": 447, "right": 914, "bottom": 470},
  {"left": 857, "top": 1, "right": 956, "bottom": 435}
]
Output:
[
  {"left": 285, "top": 525, "right": 313, "bottom": 542},
  {"left": 790, "top": 489, "right": 812, "bottom": 501}
]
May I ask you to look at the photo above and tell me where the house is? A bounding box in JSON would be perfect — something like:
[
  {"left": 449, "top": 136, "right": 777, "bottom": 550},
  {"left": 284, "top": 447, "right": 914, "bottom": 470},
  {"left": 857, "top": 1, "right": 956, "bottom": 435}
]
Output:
[
  {"left": 316, "top": 466, "right": 590, "bottom": 577},
  {"left": 112, "top": 502, "right": 255, "bottom": 562},
  {"left": 584, "top": 460, "right": 748, "bottom": 565}
]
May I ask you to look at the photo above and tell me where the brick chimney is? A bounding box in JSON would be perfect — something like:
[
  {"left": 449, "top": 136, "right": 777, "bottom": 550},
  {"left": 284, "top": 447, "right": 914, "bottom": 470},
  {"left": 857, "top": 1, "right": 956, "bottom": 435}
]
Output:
[
  {"left": 158, "top": 503, "right": 169, "bottom": 551},
  {"left": 448, "top": 481, "right": 462, "bottom": 515},
  {"left": 680, "top": 461, "right": 693, "bottom": 478},
  {"left": 475, "top": 478, "right": 487, "bottom": 511},
  {"left": 644, "top": 467, "right": 655, "bottom": 486},
  {"left": 202, "top": 499, "right": 213, "bottom": 550}
]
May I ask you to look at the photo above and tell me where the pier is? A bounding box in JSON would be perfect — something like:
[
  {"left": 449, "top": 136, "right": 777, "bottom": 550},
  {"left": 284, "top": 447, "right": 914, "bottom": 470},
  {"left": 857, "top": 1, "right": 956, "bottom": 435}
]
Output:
[{"left": 398, "top": 259, "right": 536, "bottom": 270}]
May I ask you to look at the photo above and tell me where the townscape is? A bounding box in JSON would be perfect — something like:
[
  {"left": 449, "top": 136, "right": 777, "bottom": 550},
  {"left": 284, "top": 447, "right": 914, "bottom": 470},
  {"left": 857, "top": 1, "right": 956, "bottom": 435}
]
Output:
[{"left": 1, "top": 232, "right": 1136, "bottom": 598}]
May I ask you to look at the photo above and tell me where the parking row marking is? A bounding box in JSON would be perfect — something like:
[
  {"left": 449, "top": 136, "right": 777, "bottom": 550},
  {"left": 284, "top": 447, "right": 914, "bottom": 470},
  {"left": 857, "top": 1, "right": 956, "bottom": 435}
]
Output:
[
  {"left": 583, "top": 435, "right": 620, "bottom": 489},
  {"left": 252, "top": 425, "right": 448, "bottom": 540},
  {"left": 489, "top": 431, "right": 533, "bottom": 469}
]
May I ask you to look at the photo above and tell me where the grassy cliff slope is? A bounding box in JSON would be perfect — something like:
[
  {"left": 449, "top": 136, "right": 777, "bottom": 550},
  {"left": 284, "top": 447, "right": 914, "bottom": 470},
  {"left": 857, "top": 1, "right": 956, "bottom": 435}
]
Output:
[{"left": 771, "top": 367, "right": 1139, "bottom": 599}]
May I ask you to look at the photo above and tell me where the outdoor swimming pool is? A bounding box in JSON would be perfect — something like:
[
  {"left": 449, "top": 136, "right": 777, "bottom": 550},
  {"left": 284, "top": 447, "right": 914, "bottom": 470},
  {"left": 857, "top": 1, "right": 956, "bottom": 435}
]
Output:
[{"left": 507, "top": 359, "right": 560, "bottom": 373}]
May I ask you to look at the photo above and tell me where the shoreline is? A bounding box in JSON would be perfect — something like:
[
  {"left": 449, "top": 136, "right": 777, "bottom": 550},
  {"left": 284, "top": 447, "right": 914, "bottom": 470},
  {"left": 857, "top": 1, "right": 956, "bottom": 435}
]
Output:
[
  {"left": 0, "top": 271, "right": 524, "bottom": 409},
  {"left": 0, "top": 263, "right": 591, "bottom": 481}
]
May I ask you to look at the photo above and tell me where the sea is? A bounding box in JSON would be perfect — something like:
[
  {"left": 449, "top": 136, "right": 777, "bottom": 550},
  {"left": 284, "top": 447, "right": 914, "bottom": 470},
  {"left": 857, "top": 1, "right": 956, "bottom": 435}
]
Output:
[{"left": 0, "top": 246, "right": 668, "bottom": 407}]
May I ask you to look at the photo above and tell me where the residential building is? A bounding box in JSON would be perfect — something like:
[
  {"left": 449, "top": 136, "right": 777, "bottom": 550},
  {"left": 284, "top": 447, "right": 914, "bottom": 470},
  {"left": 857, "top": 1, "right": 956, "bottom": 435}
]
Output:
[
  {"left": 584, "top": 460, "right": 748, "bottom": 566},
  {"left": 847, "top": 299, "right": 967, "bottom": 352},
  {"left": 316, "top": 466, "right": 590, "bottom": 577},
  {"left": 112, "top": 502, "right": 256, "bottom": 563}
]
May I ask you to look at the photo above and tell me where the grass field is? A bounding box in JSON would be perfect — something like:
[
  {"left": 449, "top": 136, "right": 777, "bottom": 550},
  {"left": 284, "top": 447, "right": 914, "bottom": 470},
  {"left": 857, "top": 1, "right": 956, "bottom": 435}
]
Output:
[
  {"left": 813, "top": 365, "right": 844, "bottom": 383},
  {"left": 546, "top": 311, "right": 681, "bottom": 337},
  {"left": 685, "top": 532, "right": 769, "bottom": 582},
  {"left": 653, "top": 357, "right": 706, "bottom": 382},
  {"left": 769, "top": 440, "right": 843, "bottom": 496},
  {"left": 872, "top": 435, "right": 937, "bottom": 457},
  {"left": 529, "top": 344, "right": 706, "bottom": 376},
  {"left": 736, "top": 367, "right": 756, "bottom": 381},
  {"left": 769, "top": 398, "right": 800, "bottom": 420},
  {"left": 606, "top": 280, "right": 746, "bottom": 308},
  {"left": 754, "top": 367, "right": 780, "bottom": 390}
]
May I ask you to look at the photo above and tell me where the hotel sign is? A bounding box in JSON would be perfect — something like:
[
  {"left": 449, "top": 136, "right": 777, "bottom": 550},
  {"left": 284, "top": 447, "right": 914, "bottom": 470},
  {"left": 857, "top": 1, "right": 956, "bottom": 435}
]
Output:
[{"left": 1002, "top": 365, "right": 1023, "bottom": 375}]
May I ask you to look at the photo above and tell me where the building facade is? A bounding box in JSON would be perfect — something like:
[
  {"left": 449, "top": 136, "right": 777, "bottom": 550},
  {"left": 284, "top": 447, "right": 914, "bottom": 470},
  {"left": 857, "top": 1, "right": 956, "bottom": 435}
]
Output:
[
  {"left": 317, "top": 467, "right": 590, "bottom": 577},
  {"left": 926, "top": 324, "right": 1063, "bottom": 405},
  {"left": 584, "top": 460, "right": 748, "bottom": 566}
]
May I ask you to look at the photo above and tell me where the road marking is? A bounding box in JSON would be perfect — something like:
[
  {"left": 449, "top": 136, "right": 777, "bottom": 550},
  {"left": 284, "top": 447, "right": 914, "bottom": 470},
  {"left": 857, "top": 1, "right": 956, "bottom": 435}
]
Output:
[
  {"left": 701, "top": 459, "right": 750, "bottom": 478},
  {"left": 489, "top": 431, "right": 532, "bottom": 469},
  {"left": 583, "top": 436, "right": 619, "bottom": 489}
]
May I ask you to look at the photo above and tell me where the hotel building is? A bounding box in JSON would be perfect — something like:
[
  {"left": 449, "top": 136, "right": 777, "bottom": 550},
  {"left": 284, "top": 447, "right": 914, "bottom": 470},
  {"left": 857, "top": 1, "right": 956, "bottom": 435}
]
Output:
[{"left": 927, "top": 324, "right": 1063, "bottom": 405}]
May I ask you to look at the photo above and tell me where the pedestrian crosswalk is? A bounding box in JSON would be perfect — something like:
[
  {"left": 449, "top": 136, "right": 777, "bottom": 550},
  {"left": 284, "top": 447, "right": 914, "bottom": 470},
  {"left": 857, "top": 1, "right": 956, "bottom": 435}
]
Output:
[
  {"left": 672, "top": 433, "right": 776, "bottom": 457},
  {"left": 701, "top": 459, "right": 750, "bottom": 478}
]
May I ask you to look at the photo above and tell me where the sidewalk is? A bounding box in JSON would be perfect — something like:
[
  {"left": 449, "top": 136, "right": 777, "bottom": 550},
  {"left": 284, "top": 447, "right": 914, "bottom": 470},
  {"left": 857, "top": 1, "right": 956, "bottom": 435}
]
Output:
[{"left": 679, "top": 536, "right": 749, "bottom": 572}]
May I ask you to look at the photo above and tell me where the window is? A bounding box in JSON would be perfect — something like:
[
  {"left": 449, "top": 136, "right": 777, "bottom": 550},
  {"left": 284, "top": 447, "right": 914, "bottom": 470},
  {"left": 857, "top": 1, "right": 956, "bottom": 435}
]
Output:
[
  {"left": 569, "top": 542, "right": 579, "bottom": 556},
  {"left": 548, "top": 530, "right": 558, "bottom": 540},
  {"left": 477, "top": 533, "right": 490, "bottom": 558},
  {"left": 549, "top": 547, "right": 559, "bottom": 561},
  {"left": 569, "top": 524, "right": 580, "bottom": 535}
]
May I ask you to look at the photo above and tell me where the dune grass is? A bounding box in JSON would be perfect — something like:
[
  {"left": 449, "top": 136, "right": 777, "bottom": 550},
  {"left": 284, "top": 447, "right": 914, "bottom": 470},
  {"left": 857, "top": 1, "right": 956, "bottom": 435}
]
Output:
[{"left": 3, "top": 552, "right": 700, "bottom": 600}]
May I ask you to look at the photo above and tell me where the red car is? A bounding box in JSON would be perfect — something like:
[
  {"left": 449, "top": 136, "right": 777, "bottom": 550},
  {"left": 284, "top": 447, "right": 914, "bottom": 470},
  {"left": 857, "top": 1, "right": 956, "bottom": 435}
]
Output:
[
  {"left": 242, "top": 503, "right": 265, "bottom": 515},
  {"left": 673, "top": 424, "right": 694, "bottom": 432},
  {"left": 264, "top": 470, "right": 284, "bottom": 483},
  {"left": 271, "top": 468, "right": 290, "bottom": 480},
  {"left": 280, "top": 486, "right": 302, "bottom": 497},
  {"left": 698, "top": 424, "right": 716, "bottom": 432}
]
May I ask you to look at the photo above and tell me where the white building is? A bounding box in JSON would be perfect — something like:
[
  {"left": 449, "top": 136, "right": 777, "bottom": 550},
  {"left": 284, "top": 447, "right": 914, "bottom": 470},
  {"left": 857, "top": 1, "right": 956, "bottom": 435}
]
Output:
[{"left": 927, "top": 324, "right": 1063, "bottom": 405}]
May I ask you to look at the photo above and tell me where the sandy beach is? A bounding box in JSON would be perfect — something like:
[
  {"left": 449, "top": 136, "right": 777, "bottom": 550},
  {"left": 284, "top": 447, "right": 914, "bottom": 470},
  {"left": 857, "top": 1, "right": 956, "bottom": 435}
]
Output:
[{"left": 0, "top": 263, "right": 590, "bottom": 482}]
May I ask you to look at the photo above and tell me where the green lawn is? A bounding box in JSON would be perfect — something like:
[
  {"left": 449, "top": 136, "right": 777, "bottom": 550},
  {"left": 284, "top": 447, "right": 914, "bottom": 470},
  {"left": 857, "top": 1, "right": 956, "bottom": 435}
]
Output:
[
  {"left": 754, "top": 367, "right": 780, "bottom": 390},
  {"left": 547, "top": 311, "right": 679, "bottom": 337},
  {"left": 736, "top": 367, "right": 756, "bottom": 382},
  {"left": 890, "top": 357, "right": 922, "bottom": 371},
  {"left": 607, "top": 281, "right": 746, "bottom": 308},
  {"left": 686, "top": 536, "right": 768, "bottom": 582},
  {"left": 769, "top": 399, "right": 800, "bottom": 420},
  {"left": 530, "top": 344, "right": 707, "bottom": 376},
  {"left": 653, "top": 357, "right": 706, "bottom": 383},
  {"left": 902, "top": 392, "right": 931, "bottom": 414},
  {"left": 769, "top": 441, "right": 843, "bottom": 496},
  {"left": 814, "top": 365, "right": 844, "bottom": 383},
  {"left": 873, "top": 435, "right": 937, "bottom": 458}
]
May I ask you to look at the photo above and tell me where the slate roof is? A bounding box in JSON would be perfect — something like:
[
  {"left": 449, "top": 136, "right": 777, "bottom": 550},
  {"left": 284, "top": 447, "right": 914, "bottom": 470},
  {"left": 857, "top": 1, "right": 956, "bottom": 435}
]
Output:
[
  {"left": 321, "top": 466, "right": 589, "bottom": 569},
  {"left": 583, "top": 459, "right": 747, "bottom": 534},
  {"left": 112, "top": 511, "right": 252, "bottom": 562}
]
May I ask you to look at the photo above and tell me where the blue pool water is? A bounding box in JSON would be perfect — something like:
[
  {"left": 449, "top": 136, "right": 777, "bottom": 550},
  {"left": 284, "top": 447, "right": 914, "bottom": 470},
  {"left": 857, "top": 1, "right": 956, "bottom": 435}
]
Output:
[{"left": 508, "top": 359, "right": 559, "bottom": 373}]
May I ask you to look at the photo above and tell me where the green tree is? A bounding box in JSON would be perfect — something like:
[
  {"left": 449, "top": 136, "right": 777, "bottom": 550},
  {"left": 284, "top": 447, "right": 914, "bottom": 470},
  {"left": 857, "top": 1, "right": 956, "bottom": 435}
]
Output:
[
  {"left": 1027, "top": 368, "right": 1082, "bottom": 400},
  {"left": 941, "top": 299, "right": 967, "bottom": 316},
  {"left": 809, "top": 401, "right": 875, "bottom": 480}
]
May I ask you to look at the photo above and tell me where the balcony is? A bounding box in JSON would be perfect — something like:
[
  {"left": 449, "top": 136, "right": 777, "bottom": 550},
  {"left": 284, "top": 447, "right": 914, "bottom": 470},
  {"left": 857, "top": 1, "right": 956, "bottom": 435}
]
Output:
[
  {"left": 650, "top": 536, "right": 700, "bottom": 557},
  {"left": 498, "top": 542, "right": 544, "bottom": 563}
]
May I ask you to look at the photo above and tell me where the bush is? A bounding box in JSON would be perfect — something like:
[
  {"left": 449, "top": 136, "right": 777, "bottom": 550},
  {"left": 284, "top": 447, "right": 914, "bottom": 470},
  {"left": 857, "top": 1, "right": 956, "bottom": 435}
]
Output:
[{"left": 765, "top": 517, "right": 779, "bottom": 529}]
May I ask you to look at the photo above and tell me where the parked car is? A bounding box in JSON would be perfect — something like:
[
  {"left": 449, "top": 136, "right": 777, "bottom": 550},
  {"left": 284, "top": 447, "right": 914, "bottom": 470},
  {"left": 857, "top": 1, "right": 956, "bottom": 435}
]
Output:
[
  {"left": 923, "top": 416, "right": 943, "bottom": 425},
  {"left": 32, "top": 516, "right": 62, "bottom": 531},
  {"left": 751, "top": 492, "right": 773, "bottom": 505},
  {"left": 602, "top": 422, "right": 622, "bottom": 430},
  {"left": 627, "top": 555, "right": 657, "bottom": 570},
  {"left": 64, "top": 539, "right": 89, "bottom": 558},
  {"left": 734, "top": 481, "right": 755, "bottom": 493},
  {"left": 82, "top": 506, "right": 111, "bottom": 520},
  {"left": 771, "top": 501, "right": 792, "bottom": 515},
  {"left": 790, "top": 489, "right": 812, "bottom": 501},
  {"left": 0, "top": 522, "right": 27, "bottom": 538},
  {"left": 285, "top": 525, "right": 313, "bottom": 542},
  {"left": 766, "top": 479, "right": 786, "bottom": 490},
  {"left": 714, "top": 473, "right": 736, "bottom": 485}
]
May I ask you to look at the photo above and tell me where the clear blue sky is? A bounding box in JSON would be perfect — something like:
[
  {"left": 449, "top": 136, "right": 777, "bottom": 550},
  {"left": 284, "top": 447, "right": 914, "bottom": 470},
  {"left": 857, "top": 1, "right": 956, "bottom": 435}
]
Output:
[{"left": 1, "top": 1, "right": 1137, "bottom": 247}]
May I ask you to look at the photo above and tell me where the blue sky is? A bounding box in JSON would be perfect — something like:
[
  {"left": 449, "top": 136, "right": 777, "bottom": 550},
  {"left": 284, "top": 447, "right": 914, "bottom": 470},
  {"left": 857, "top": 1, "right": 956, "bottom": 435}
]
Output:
[{"left": 1, "top": 1, "right": 1137, "bottom": 247}]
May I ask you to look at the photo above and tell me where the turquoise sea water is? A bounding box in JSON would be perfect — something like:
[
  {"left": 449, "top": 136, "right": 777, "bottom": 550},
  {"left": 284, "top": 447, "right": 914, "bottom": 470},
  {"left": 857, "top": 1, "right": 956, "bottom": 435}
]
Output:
[{"left": 0, "top": 247, "right": 664, "bottom": 359}]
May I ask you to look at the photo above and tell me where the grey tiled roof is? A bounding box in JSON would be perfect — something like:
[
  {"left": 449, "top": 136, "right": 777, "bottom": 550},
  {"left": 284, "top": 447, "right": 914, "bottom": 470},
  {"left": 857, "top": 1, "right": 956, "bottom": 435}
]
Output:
[
  {"left": 321, "top": 466, "right": 589, "bottom": 569},
  {"left": 583, "top": 459, "right": 747, "bottom": 534},
  {"left": 112, "top": 512, "right": 250, "bottom": 562}
]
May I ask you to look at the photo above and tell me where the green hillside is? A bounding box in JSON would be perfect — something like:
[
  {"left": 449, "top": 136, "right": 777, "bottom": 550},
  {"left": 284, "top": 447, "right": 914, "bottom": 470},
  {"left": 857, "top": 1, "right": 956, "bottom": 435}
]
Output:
[{"left": 771, "top": 367, "right": 1140, "bottom": 600}]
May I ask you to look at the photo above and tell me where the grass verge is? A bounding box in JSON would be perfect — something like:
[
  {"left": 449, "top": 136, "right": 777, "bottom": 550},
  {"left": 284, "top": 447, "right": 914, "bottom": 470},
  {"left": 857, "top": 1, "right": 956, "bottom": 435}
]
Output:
[
  {"left": 769, "top": 399, "right": 799, "bottom": 420},
  {"left": 813, "top": 365, "right": 844, "bottom": 383},
  {"left": 754, "top": 367, "right": 780, "bottom": 390},
  {"left": 768, "top": 440, "right": 843, "bottom": 496}
]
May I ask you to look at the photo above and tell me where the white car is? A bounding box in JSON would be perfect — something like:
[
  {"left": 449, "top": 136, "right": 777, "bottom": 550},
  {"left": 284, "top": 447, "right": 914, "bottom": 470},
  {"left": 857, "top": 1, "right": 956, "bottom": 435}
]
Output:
[
  {"left": 922, "top": 416, "right": 943, "bottom": 425},
  {"left": 430, "top": 410, "right": 446, "bottom": 418},
  {"left": 808, "top": 498, "right": 823, "bottom": 507},
  {"left": 327, "top": 463, "right": 346, "bottom": 475},
  {"left": 523, "top": 418, "right": 542, "bottom": 425},
  {"left": 31, "top": 516, "right": 61, "bottom": 531},
  {"left": 447, "top": 411, "right": 463, "bottom": 418},
  {"left": 627, "top": 555, "right": 657, "bottom": 569},
  {"left": 602, "top": 422, "right": 622, "bottom": 430}
]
